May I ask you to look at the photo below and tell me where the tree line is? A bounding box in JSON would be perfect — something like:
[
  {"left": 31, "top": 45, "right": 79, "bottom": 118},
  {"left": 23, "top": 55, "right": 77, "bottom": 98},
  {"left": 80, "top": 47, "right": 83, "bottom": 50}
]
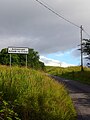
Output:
[
  {"left": 0, "top": 48, "right": 45, "bottom": 70},
  {"left": 79, "top": 39, "right": 90, "bottom": 67}
]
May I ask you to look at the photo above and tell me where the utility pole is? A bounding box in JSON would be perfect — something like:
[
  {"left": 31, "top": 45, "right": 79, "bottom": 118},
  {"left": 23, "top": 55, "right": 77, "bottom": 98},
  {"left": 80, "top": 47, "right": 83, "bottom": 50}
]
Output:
[{"left": 80, "top": 25, "right": 84, "bottom": 71}]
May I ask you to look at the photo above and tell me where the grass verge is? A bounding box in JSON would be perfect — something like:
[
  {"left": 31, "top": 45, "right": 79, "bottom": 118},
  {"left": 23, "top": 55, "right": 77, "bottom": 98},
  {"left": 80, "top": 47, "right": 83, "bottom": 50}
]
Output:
[
  {"left": 0, "top": 65, "right": 76, "bottom": 120},
  {"left": 46, "top": 66, "right": 90, "bottom": 85}
]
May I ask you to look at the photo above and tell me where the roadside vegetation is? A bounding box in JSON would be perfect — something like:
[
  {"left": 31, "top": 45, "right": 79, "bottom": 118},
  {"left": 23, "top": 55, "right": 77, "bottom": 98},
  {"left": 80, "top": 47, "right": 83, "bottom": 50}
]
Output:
[
  {"left": 0, "top": 48, "right": 45, "bottom": 70},
  {"left": 0, "top": 65, "right": 76, "bottom": 120},
  {"left": 46, "top": 66, "right": 90, "bottom": 85}
]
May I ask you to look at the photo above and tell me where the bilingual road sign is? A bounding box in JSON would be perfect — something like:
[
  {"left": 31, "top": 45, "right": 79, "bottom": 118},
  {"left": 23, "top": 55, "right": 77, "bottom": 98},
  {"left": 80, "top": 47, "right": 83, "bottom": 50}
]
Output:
[
  {"left": 8, "top": 47, "right": 29, "bottom": 68},
  {"left": 8, "top": 47, "right": 29, "bottom": 54}
]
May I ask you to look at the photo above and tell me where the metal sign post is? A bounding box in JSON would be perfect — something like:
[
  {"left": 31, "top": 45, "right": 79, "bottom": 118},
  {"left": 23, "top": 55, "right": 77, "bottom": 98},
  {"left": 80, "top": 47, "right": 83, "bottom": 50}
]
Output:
[
  {"left": 8, "top": 47, "right": 29, "bottom": 68},
  {"left": 26, "top": 54, "right": 27, "bottom": 68},
  {"left": 10, "top": 53, "right": 11, "bottom": 68}
]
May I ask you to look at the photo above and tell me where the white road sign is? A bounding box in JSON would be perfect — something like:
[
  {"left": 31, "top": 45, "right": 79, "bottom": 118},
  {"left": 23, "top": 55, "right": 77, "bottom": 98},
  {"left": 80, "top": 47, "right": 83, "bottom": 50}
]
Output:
[{"left": 8, "top": 47, "right": 29, "bottom": 54}]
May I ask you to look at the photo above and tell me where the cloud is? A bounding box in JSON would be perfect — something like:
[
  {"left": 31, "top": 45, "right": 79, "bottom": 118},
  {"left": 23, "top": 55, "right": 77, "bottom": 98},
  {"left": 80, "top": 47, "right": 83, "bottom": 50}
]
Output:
[
  {"left": 40, "top": 56, "right": 75, "bottom": 67},
  {"left": 0, "top": 0, "right": 90, "bottom": 55},
  {"left": 55, "top": 49, "right": 77, "bottom": 57}
]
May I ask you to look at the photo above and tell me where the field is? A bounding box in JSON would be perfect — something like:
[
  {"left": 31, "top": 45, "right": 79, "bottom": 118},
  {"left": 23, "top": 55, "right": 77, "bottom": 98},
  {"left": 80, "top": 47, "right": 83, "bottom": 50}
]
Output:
[
  {"left": 46, "top": 66, "right": 90, "bottom": 85},
  {"left": 0, "top": 65, "right": 76, "bottom": 120}
]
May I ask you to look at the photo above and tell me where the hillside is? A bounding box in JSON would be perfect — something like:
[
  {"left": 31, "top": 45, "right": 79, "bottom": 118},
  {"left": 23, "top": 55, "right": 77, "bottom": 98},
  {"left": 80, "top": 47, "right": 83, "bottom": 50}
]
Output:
[
  {"left": 0, "top": 65, "right": 76, "bottom": 120},
  {"left": 46, "top": 66, "right": 90, "bottom": 85}
]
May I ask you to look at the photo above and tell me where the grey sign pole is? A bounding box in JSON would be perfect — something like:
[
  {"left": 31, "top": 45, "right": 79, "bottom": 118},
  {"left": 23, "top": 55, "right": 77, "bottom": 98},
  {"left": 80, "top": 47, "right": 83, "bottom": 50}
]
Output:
[
  {"left": 8, "top": 47, "right": 28, "bottom": 68},
  {"left": 10, "top": 53, "right": 11, "bottom": 68},
  {"left": 26, "top": 54, "right": 27, "bottom": 68}
]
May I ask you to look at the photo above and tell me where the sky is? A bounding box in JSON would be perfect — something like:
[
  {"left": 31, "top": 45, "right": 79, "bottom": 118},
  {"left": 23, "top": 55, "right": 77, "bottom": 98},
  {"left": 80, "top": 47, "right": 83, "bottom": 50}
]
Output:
[{"left": 0, "top": 0, "right": 90, "bottom": 67}]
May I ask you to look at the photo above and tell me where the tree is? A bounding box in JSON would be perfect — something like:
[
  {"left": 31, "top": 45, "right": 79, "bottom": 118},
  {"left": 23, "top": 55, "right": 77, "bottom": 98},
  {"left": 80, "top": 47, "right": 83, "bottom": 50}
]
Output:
[
  {"left": 0, "top": 48, "right": 10, "bottom": 65},
  {"left": 80, "top": 39, "right": 90, "bottom": 67},
  {"left": 0, "top": 48, "right": 45, "bottom": 70},
  {"left": 82, "top": 39, "right": 90, "bottom": 59}
]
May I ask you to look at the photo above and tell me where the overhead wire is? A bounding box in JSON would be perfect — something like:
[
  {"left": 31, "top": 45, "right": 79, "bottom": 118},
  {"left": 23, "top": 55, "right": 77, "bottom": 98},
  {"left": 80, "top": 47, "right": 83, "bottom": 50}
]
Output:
[
  {"left": 35, "top": 0, "right": 80, "bottom": 28},
  {"left": 35, "top": 0, "right": 90, "bottom": 39}
]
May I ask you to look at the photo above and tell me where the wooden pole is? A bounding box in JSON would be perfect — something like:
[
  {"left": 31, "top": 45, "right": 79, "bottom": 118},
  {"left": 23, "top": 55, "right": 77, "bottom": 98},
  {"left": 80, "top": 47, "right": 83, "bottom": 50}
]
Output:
[{"left": 80, "top": 25, "right": 84, "bottom": 71}]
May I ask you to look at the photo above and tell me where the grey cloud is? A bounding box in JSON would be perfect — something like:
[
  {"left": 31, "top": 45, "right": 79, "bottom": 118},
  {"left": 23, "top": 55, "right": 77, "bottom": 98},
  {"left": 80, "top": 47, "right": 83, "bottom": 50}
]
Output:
[{"left": 0, "top": 0, "right": 90, "bottom": 54}]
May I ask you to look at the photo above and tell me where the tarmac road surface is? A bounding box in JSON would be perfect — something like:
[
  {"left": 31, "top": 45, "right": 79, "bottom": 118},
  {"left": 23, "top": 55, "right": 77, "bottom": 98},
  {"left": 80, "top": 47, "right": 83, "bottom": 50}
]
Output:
[{"left": 50, "top": 75, "right": 90, "bottom": 120}]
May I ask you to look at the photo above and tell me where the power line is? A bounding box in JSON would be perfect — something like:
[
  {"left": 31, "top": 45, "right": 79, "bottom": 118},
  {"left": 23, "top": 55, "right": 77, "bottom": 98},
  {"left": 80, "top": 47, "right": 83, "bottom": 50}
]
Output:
[
  {"left": 35, "top": 0, "right": 90, "bottom": 38},
  {"left": 35, "top": 0, "right": 80, "bottom": 28}
]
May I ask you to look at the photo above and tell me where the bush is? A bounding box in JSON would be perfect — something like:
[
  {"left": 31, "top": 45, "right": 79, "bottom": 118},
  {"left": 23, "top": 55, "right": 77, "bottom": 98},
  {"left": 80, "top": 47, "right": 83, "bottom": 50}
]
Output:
[{"left": 0, "top": 92, "right": 20, "bottom": 120}]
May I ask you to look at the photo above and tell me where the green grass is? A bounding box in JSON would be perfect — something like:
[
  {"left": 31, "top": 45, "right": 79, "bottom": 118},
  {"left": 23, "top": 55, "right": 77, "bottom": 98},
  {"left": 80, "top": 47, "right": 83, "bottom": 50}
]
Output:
[
  {"left": 0, "top": 65, "right": 76, "bottom": 120},
  {"left": 46, "top": 66, "right": 90, "bottom": 85}
]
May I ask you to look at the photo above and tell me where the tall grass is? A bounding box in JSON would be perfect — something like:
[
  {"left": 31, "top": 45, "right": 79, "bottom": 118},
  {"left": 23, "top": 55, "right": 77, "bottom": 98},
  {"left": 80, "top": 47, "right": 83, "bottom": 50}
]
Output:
[
  {"left": 46, "top": 66, "right": 90, "bottom": 85},
  {"left": 0, "top": 65, "right": 76, "bottom": 120}
]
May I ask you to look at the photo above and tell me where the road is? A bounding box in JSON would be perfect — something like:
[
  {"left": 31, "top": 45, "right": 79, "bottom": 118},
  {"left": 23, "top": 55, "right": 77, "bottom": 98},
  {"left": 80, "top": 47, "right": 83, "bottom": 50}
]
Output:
[{"left": 50, "top": 75, "right": 90, "bottom": 120}]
